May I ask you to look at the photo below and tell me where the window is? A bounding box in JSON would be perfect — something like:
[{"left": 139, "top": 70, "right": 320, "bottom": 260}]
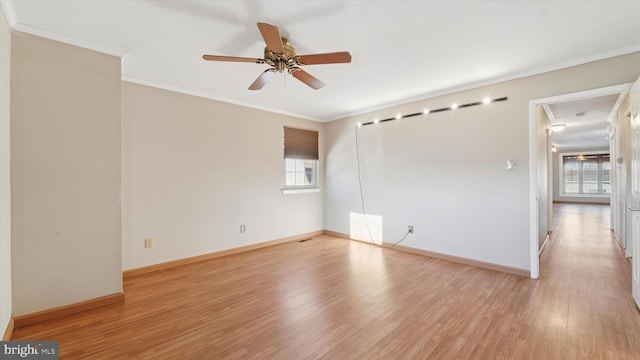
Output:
[
  {"left": 561, "top": 153, "right": 610, "bottom": 196},
  {"left": 285, "top": 159, "right": 317, "bottom": 188},
  {"left": 283, "top": 127, "right": 319, "bottom": 190}
]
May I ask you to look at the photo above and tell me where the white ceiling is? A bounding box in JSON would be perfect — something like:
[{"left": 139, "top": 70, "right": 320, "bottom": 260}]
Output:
[
  {"left": 546, "top": 94, "right": 622, "bottom": 150},
  {"left": 3, "top": 0, "right": 640, "bottom": 122}
]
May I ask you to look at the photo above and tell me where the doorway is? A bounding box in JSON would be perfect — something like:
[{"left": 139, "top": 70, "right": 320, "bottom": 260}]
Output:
[{"left": 528, "top": 83, "right": 633, "bottom": 279}]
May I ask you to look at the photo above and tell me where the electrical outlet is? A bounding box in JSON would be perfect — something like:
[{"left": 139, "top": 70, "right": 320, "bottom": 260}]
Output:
[
  {"left": 408, "top": 225, "right": 414, "bottom": 234},
  {"left": 144, "top": 238, "right": 152, "bottom": 248}
]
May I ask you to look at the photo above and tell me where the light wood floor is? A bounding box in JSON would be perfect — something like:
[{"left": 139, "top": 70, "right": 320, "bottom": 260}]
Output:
[{"left": 12, "top": 203, "right": 640, "bottom": 359}]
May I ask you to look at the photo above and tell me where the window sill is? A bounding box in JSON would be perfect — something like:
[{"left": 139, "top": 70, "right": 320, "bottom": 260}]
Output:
[
  {"left": 281, "top": 188, "right": 321, "bottom": 195},
  {"left": 560, "top": 193, "right": 610, "bottom": 198}
]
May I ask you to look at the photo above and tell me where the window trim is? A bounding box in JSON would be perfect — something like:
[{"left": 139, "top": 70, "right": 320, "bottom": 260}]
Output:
[
  {"left": 281, "top": 188, "right": 321, "bottom": 195},
  {"left": 558, "top": 151, "right": 610, "bottom": 198}
]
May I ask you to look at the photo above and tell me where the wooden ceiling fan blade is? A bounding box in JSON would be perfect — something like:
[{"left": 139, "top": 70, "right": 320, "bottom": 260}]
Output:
[
  {"left": 202, "top": 55, "right": 265, "bottom": 63},
  {"left": 257, "top": 22, "right": 285, "bottom": 55},
  {"left": 291, "top": 69, "right": 325, "bottom": 90},
  {"left": 298, "top": 52, "right": 352, "bottom": 65},
  {"left": 249, "top": 69, "right": 276, "bottom": 90}
]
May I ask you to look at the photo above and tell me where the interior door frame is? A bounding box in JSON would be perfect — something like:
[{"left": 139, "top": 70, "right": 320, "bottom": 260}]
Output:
[{"left": 528, "top": 83, "right": 633, "bottom": 279}]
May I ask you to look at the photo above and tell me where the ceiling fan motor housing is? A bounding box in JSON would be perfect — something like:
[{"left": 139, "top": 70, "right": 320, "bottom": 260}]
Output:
[{"left": 264, "top": 37, "right": 299, "bottom": 72}]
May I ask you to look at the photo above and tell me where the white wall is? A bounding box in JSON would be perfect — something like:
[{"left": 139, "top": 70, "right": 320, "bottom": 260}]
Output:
[
  {"left": 11, "top": 32, "right": 122, "bottom": 316},
  {"left": 552, "top": 147, "right": 610, "bottom": 204},
  {"left": 121, "top": 82, "right": 324, "bottom": 270},
  {"left": 324, "top": 52, "right": 640, "bottom": 271},
  {"left": 0, "top": 3, "right": 12, "bottom": 334},
  {"left": 537, "top": 107, "right": 551, "bottom": 248}
]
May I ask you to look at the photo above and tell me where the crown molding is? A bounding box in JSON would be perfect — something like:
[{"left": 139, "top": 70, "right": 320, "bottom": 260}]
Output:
[
  {"left": 0, "top": 1, "right": 17, "bottom": 27},
  {"left": 542, "top": 104, "right": 556, "bottom": 124},
  {"left": 121, "top": 75, "right": 321, "bottom": 122},
  {"left": 12, "top": 22, "right": 123, "bottom": 57},
  {"left": 1, "top": 0, "right": 123, "bottom": 58}
]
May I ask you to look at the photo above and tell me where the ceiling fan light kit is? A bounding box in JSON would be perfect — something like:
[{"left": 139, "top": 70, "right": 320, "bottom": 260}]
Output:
[{"left": 203, "top": 22, "right": 352, "bottom": 90}]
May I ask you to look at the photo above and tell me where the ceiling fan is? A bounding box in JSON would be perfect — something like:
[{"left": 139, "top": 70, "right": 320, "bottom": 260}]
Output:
[{"left": 202, "top": 22, "right": 352, "bottom": 90}]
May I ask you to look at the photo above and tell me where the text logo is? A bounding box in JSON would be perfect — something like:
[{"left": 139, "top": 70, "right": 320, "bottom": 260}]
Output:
[{"left": 1, "top": 341, "right": 58, "bottom": 359}]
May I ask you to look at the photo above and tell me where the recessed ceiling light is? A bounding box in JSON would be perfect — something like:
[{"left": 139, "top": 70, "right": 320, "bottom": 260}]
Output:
[
  {"left": 483, "top": 97, "right": 491, "bottom": 104},
  {"left": 374, "top": 119, "right": 380, "bottom": 124},
  {"left": 451, "top": 103, "right": 458, "bottom": 110},
  {"left": 576, "top": 112, "right": 586, "bottom": 117},
  {"left": 551, "top": 123, "right": 567, "bottom": 132},
  {"left": 357, "top": 122, "right": 362, "bottom": 127},
  {"left": 423, "top": 108, "right": 430, "bottom": 114},
  {"left": 395, "top": 114, "right": 402, "bottom": 119}
]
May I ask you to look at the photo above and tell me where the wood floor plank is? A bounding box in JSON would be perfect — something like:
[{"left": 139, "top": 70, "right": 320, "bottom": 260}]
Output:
[{"left": 11, "top": 204, "right": 640, "bottom": 358}]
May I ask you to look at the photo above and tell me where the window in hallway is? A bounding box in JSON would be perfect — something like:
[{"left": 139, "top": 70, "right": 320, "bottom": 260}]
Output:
[{"left": 561, "top": 153, "right": 610, "bottom": 195}]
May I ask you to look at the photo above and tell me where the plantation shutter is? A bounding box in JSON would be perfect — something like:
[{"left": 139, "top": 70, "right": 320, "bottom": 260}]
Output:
[{"left": 284, "top": 127, "right": 318, "bottom": 160}]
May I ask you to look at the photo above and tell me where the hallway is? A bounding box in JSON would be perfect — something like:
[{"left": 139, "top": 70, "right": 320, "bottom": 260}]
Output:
[{"left": 536, "top": 203, "right": 640, "bottom": 357}]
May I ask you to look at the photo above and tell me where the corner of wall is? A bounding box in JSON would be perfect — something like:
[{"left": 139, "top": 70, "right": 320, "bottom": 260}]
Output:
[{"left": 0, "top": 0, "right": 13, "bottom": 338}]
